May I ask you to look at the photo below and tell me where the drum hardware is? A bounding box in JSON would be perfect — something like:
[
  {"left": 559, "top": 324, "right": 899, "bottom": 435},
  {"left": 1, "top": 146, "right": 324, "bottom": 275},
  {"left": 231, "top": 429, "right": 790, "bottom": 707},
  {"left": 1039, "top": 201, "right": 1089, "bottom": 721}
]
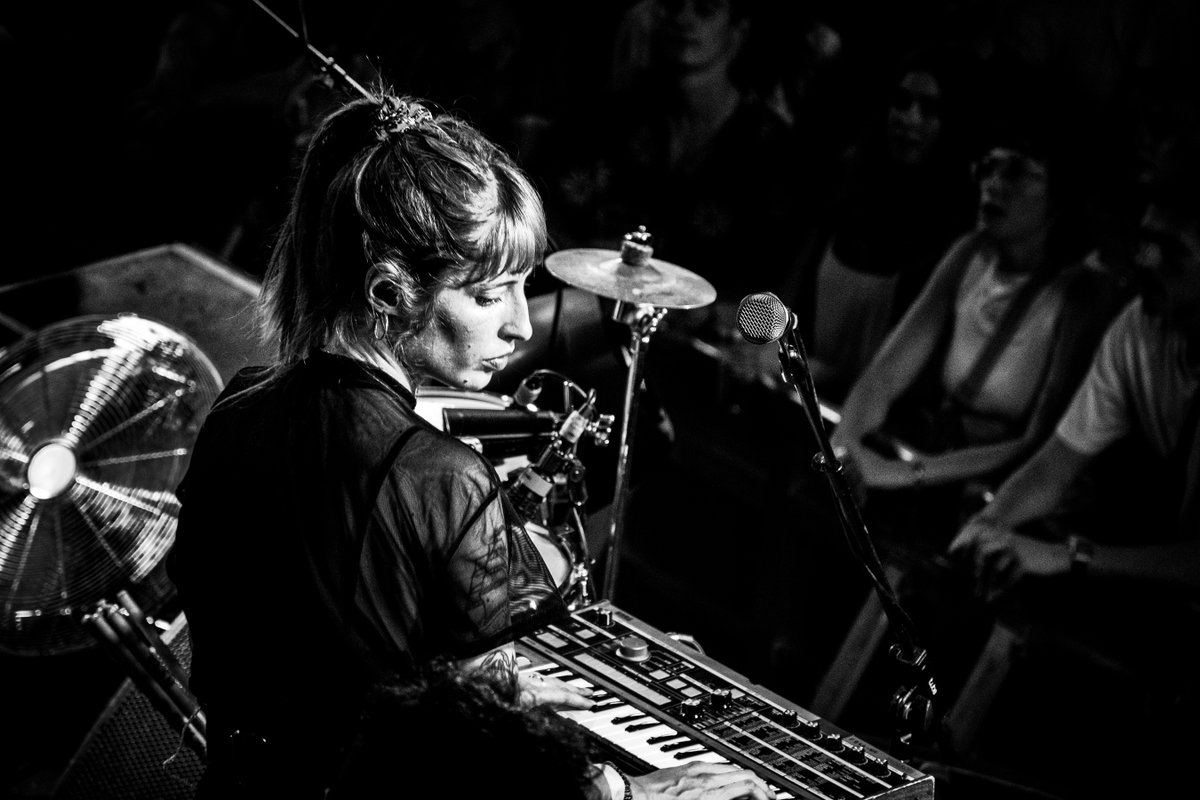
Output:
[
  {"left": 546, "top": 227, "right": 717, "bottom": 602},
  {"left": 506, "top": 382, "right": 614, "bottom": 609},
  {"left": 416, "top": 379, "right": 613, "bottom": 607}
]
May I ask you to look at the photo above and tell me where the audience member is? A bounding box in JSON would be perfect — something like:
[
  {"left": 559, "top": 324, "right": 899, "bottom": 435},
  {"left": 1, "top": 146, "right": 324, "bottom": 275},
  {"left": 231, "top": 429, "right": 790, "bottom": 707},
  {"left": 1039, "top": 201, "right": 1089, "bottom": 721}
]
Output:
[
  {"left": 332, "top": 659, "right": 777, "bottom": 800},
  {"left": 943, "top": 127, "right": 1200, "bottom": 798},
  {"left": 797, "top": 45, "right": 982, "bottom": 401},
  {"left": 537, "top": 0, "right": 817, "bottom": 325},
  {"left": 330, "top": 661, "right": 598, "bottom": 800},
  {"left": 829, "top": 92, "right": 1129, "bottom": 548},
  {"left": 949, "top": 126, "right": 1200, "bottom": 609}
]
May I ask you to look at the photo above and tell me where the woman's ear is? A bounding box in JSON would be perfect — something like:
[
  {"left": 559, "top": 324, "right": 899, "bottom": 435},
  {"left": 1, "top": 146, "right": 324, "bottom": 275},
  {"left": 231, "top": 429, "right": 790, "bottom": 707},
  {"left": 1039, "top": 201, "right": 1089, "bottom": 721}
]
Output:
[{"left": 365, "top": 264, "right": 402, "bottom": 315}]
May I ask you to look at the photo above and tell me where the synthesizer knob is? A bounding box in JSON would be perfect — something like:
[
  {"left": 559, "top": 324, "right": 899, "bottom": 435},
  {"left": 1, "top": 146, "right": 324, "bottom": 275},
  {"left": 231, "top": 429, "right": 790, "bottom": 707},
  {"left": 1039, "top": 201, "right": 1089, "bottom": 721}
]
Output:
[
  {"left": 863, "top": 754, "right": 891, "bottom": 777},
  {"left": 597, "top": 607, "right": 614, "bottom": 627},
  {"left": 842, "top": 743, "right": 868, "bottom": 765},
  {"left": 707, "top": 689, "right": 734, "bottom": 711},
  {"left": 768, "top": 708, "right": 799, "bottom": 727},
  {"left": 822, "top": 733, "right": 845, "bottom": 753},
  {"left": 796, "top": 716, "right": 822, "bottom": 738},
  {"left": 616, "top": 635, "right": 650, "bottom": 662},
  {"left": 677, "top": 697, "right": 705, "bottom": 724}
]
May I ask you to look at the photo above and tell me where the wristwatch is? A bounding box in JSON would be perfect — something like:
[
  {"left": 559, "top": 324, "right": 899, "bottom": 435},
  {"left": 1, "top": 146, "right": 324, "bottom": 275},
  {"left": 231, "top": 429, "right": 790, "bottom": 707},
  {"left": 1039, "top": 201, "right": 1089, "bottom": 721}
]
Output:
[{"left": 1066, "top": 535, "right": 1094, "bottom": 578}]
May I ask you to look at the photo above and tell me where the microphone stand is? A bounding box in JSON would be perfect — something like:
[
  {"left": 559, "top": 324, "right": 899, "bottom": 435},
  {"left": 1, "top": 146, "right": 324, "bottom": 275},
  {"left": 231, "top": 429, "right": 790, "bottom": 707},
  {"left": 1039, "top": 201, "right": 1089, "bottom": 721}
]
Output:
[{"left": 775, "top": 325, "right": 941, "bottom": 760}]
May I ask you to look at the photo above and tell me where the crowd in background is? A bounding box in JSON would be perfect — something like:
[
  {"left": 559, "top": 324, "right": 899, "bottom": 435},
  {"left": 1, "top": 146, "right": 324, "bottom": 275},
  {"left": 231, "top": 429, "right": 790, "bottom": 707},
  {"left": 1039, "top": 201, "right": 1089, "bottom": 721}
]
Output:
[{"left": 3, "top": 2, "right": 1200, "bottom": 798}]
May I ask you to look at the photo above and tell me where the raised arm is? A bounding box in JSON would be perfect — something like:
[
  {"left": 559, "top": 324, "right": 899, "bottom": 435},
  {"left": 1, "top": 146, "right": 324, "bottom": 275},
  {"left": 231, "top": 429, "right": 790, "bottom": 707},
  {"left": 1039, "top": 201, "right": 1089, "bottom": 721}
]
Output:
[{"left": 833, "top": 235, "right": 976, "bottom": 447}]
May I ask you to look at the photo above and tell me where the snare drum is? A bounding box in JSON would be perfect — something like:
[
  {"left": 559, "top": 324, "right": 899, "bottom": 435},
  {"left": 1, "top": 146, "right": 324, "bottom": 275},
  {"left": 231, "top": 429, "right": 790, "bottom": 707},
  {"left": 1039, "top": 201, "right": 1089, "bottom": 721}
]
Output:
[
  {"left": 414, "top": 387, "right": 574, "bottom": 592},
  {"left": 524, "top": 521, "right": 575, "bottom": 594}
]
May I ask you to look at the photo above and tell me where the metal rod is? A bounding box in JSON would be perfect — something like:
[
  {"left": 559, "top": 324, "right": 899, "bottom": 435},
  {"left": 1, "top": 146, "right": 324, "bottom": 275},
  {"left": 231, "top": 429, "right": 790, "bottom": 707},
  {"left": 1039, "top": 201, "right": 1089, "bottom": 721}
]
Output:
[
  {"left": 248, "top": 0, "right": 373, "bottom": 100},
  {"left": 601, "top": 306, "right": 665, "bottom": 601}
]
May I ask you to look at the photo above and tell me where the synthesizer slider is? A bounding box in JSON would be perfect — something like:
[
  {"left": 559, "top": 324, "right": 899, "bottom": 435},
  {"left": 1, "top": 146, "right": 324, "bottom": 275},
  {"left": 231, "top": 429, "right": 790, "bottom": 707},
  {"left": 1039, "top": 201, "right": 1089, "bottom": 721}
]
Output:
[{"left": 516, "top": 602, "right": 933, "bottom": 800}]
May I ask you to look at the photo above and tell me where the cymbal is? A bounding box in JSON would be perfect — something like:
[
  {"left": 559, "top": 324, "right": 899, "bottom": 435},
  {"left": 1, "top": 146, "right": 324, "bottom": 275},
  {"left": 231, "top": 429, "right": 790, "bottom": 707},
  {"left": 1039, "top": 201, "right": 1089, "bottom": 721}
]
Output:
[{"left": 545, "top": 248, "right": 717, "bottom": 310}]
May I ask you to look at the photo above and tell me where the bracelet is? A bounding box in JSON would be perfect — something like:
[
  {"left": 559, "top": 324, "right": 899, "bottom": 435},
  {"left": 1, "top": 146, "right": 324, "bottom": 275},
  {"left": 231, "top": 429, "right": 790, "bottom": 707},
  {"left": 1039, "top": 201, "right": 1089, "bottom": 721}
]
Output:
[
  {"left": 1066, "top": 535, "right": 1094, "bottom": 578},
  {"left": 599, "top": 762, "right": 632, "bottom": 800}
]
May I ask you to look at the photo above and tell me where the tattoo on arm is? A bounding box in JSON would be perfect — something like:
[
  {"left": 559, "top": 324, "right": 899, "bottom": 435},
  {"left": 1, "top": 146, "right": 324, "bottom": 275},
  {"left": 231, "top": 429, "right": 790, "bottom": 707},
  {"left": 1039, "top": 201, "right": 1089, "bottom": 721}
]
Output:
[{"left": 476, "top": 647, "right": 517, "bottom": 679}]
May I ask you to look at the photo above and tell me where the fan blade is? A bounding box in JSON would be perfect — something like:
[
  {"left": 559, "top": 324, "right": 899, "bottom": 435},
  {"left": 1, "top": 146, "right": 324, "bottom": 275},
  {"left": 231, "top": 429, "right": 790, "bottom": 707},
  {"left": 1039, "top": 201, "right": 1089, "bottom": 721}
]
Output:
[
  {"left": 81, "top": 447, "right": 190, "bottom": 469},
  {"left": 0, "top": 412, "right": 30, "bottom": 495},
  {"left": 69, "top": 477, "right": 178, "bottom": 581},
  {"left": 76, "top": 388, "right": 184, "bottom": 455},
  {"left": 0, "top": 495, "right": 43, "bottom": 610},
  {"left": 62, "top": 346, "right": 146, "bottom": 448}
]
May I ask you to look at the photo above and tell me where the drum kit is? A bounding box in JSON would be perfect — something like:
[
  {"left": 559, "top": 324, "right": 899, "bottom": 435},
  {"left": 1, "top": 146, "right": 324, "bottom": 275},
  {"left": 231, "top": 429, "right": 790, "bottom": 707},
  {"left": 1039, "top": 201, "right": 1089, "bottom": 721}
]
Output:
[{"left": 422, "top": 227, "right": 717, "bottom": 607}]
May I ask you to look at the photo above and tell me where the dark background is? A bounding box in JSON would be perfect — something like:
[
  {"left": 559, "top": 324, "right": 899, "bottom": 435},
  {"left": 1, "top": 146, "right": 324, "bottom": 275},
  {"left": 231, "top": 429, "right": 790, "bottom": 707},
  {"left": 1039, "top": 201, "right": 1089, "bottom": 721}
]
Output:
[{"left": 3, "top": 2, "right": 1199, "bottom": 798}]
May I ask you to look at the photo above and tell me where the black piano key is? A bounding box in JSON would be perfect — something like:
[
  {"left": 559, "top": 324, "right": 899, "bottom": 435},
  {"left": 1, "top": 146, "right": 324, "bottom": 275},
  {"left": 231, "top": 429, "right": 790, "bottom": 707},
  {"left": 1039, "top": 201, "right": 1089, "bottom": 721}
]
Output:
[
  {"left": 673, "top": 747, "right": 709, "bottom": 759},
  {"left": 661, "top": 740, "right": 698, "bottom": 752},
  {"left": 612, "top": 714, "right": 648, "bottom": 724},
  {"left": 647, "top": 733, "right": 688, "bottom": 745}
]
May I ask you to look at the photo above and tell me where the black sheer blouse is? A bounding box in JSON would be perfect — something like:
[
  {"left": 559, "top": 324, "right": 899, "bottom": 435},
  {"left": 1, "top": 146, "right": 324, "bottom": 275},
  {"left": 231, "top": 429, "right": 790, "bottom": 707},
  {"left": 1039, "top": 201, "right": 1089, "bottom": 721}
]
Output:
[{"left": 169, "top": 351, "right": 565, "bottom": 754}]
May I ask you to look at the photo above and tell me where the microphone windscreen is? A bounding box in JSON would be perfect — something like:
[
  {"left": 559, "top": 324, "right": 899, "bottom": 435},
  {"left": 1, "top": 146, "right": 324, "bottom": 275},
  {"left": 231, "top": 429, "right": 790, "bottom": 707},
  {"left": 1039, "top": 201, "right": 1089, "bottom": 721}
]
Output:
[{"left": 736, "top": 292, "right": 791, "bottom": 344}]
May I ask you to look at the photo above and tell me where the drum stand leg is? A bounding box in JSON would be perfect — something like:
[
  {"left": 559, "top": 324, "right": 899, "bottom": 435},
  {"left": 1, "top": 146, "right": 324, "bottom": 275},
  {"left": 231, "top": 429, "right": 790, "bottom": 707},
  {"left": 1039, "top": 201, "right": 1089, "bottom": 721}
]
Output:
[
  {"left": 600, "top": 303, "right": 667, "bottom": 602},
  {"left": 561, "top": 459, "right": 595, "bottom": 608}
]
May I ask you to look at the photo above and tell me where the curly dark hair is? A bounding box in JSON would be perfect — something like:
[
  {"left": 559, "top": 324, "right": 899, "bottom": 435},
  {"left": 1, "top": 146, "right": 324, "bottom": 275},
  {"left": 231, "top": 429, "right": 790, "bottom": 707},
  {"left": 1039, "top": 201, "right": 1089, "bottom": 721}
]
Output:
[{"left": 329, "top": 660, "right": 599, "bottom": 799}]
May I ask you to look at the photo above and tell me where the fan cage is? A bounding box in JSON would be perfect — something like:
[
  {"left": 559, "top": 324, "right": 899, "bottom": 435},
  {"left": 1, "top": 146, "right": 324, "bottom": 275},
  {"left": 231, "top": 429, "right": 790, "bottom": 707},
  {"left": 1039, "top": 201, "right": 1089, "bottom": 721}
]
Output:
[{"left": 0, "top": 314, "right": 222, "bottom": 656}]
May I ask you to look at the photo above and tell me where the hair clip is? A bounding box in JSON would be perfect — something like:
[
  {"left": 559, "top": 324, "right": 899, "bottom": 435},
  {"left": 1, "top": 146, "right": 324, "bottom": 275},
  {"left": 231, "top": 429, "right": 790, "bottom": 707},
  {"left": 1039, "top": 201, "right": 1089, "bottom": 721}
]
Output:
[{"left": 374, "top": 97, "right": 433, "bottom": 141}]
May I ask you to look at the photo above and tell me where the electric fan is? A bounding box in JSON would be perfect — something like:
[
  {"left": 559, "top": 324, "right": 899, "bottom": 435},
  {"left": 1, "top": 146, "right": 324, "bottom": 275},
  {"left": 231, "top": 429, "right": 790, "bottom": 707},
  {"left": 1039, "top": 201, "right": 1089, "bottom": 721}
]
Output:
[{"left": 0, "top": 314, "right": 222, "bottom": 656}]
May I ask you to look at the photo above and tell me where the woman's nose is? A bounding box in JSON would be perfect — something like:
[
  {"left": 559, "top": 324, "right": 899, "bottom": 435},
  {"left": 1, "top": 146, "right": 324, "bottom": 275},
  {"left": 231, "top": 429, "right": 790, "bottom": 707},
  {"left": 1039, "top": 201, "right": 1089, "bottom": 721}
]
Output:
[{"left": 504, "top": 291, "right": 533, "bottom": 342}]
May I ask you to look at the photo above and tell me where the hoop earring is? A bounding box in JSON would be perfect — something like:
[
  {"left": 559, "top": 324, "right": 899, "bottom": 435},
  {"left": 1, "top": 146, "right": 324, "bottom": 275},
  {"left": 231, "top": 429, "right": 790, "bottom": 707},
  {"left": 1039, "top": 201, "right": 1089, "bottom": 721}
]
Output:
[{"left": 372, "top": 311, "right": 390, "bottom": 341}]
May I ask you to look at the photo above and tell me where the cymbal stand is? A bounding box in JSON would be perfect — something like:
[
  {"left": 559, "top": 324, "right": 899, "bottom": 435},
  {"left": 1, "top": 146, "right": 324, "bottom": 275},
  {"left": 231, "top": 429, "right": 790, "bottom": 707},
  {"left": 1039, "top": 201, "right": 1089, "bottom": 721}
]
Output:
[{"left": 600, "top": 302, "right": 667, "bottom": 601}]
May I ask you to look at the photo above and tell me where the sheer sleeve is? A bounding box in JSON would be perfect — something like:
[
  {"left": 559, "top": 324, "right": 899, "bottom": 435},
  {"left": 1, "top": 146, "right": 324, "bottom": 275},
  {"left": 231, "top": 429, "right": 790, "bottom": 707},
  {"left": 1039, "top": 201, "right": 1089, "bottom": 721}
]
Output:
[
  {"left": 361, "top": 430, "right": 566, "bottom": 663},
  {"left": 442, "top": 473, "right": 567, "bottom": 655}
]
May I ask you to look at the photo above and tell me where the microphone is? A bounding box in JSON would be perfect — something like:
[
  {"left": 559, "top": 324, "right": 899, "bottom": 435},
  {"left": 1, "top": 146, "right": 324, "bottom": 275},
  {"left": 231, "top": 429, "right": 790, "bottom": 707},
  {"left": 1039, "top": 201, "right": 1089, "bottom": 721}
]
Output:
[
  {"left": 735, "top": 292, "right": 797, "bottom": 345},
  {"left": 442, "top": 408, "right": 558, "bottom": 439},
  {"left": 505, "top": 397, "right": 595, "bottom": 523},
  {"left": 441, "top": 374, "right": 556, "bottom": 448}
]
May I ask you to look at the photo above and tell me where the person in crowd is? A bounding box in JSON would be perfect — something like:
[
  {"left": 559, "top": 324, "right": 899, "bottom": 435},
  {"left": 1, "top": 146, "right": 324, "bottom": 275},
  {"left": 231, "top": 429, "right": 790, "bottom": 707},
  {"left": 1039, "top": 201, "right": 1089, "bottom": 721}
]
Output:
[
  {"left": 168, "top": 92, "right": 772, "bottom": 800},
  {"left": 798, "top": 45, "right": 981, "bottom": 401},
  {"left": 949, "top": 128, "right": 1200, "bottom": 597},
  {"left": 330, "top": 661, "right": 598, "bottom": 800},
  {"left": 539, "top": 0, "right": 816, "bottom": 324},
  {"left": 829, "top": 97, "right": 1129, "bottom": 546},
  {"left": 943, "top": 128, "right": 1200, "bottom": 798},
  {"left": 331, "top": 659, "right": 769, "bottom": 800}
]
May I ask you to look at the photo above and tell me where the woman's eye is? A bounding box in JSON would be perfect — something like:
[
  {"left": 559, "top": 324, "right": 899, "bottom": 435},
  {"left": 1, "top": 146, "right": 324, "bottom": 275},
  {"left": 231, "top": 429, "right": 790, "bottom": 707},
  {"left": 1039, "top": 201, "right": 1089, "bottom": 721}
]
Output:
[{"left": 475, "top": 294, "right": 501, "bottom": 307}]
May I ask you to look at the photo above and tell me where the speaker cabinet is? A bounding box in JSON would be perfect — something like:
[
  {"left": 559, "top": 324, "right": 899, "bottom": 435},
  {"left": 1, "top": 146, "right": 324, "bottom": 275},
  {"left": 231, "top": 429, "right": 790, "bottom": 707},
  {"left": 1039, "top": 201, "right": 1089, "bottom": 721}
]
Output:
[
  {"left": 52, "top": 615, "right": 203, "bottom": 800},
  {"left": 0, "top": 242, "right": 269, "bottom": 385}
]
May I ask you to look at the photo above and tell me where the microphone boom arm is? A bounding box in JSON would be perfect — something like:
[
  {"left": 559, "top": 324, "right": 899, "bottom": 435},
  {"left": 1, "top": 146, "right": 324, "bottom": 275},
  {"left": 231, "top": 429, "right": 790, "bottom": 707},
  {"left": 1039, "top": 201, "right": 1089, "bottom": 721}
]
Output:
[{"left": 775, "top": 325, "right": 941, "bottom": 757}]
